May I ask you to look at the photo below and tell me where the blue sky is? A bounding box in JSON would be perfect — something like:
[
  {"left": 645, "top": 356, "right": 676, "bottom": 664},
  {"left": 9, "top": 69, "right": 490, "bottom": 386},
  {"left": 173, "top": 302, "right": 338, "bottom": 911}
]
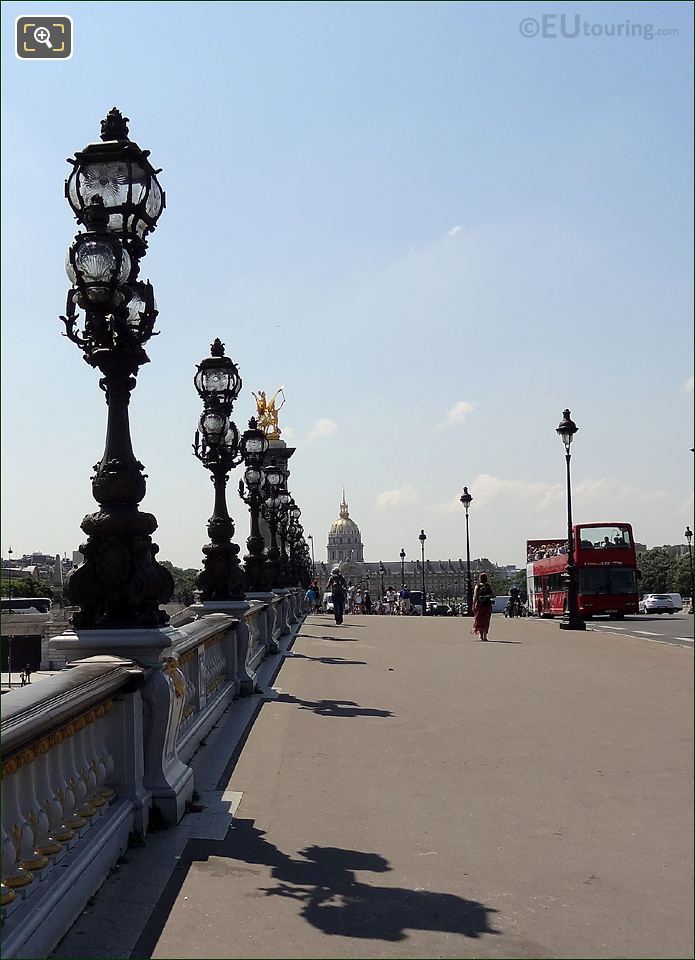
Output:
[{"left": 2, "top": 1, "right": 693, "bottom": 568}]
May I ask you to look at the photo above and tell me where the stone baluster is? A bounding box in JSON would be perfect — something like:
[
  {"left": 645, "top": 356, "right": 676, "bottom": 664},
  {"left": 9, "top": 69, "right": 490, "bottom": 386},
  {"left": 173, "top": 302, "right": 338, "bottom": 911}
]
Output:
[
  {"left": 1, "top": 765, "right": 48, "bottom": 880},
  {"left": 1, "top": 816, "right": 34, "bottom": 892},
  {"left": 63, "top": 725, "right": 97, "bottom": 823},
  {"left": 43, "top": 734, "right": 82, "bottom": 839},
  {"left": 73, "top": 715, "right": 104, "bottom": 816}
]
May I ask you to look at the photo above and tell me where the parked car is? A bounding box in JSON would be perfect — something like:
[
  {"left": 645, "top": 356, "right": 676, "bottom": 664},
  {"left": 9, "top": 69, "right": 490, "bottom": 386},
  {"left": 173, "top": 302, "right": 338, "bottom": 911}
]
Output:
[
  {"left": 322, "top": 592, "right": 334, "bottom": 614},
  {"left": 433, "top": 603, "right": 454, "bottom": 616},
  {"left": 639, "top": 594, "right": 676, "bottom": 614}
]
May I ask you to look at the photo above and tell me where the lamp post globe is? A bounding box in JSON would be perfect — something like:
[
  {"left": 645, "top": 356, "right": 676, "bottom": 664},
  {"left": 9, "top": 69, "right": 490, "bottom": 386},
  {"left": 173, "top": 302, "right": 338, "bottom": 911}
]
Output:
[
  {"left": 557, "top": 409, "right": 585, "bottom": 631},
  {"left": 459, "top": 486, "right": 474, "bottom": 616},
  {"left": 419, "top": 530, "right": 427, "bottom": 614}
]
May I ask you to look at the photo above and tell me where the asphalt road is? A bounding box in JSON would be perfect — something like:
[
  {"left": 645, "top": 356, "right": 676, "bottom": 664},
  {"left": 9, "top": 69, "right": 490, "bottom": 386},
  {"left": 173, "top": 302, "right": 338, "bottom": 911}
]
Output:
[
  {"left": 566, "top": 612, "right": 692, "bottom": 648},
  {"left": 139, "top": 613, "right": 692, "bottom": 960}
]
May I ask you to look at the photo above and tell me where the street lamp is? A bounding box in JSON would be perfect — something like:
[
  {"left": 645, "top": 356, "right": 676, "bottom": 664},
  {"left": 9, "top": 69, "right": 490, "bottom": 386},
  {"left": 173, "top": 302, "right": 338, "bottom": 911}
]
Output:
[
  {"left": 61, "top": 110, "right": 173, "bottom": 629},
  {"left": 419, "top": 530, "right": 427, "bottom": 614},
  {"left": 685, "top": 526, "right": 694, "bottom": 612},
  {"left": 260, "top": 461, "right": 284, "bottom": 586},
  {"left": 193, "top": 339, "right": 245, "bottom": 600},
  {"left": 238, "top": 418, "right": 270, "bottom": 592},
  {"left": 379, "top": 561, "right": 386, "bottom": 599},
  {"left": 400, "top": 548, "right": 406, "bottom": 586},
  {"left": 556, "top": 409, "right": 585, "bottom": 631},
  {"left": 307, "top": 534, "right": 316, "bottom": 584},
  {"left": 459, "top": 486, "right": 474, "bottom": 616}
]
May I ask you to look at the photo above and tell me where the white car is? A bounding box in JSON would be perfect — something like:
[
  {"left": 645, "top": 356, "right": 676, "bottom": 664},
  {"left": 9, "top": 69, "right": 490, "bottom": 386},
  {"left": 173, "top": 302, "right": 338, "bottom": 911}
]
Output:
[
  {"left": 322, "top": 592, "right": 334, "bottom": 613},
  {"left": 639, "top": 594, "right": 676, "bottom": 614}
]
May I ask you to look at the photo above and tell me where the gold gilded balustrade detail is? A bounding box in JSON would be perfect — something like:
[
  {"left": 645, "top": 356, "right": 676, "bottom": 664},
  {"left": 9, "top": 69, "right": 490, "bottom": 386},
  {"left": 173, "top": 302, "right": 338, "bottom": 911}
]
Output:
[{"left": 1, "top": 701, "right": 113, "bottom": 779}]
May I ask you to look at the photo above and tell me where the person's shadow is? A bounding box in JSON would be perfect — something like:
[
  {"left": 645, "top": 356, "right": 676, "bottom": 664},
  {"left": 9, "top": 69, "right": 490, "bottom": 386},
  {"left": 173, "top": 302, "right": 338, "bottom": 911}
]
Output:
[
  {"left": 276, "top": 693, "right": 393, "bottom": 718},
  {"left": 230, "top": 821, "right": 499, "bottom": 943}
]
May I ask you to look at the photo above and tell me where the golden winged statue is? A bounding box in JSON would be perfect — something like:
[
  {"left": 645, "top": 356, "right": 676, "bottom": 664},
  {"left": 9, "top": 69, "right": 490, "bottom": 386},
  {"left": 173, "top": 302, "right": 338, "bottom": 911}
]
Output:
[{"left": 252, "top": 387, "right": 286, "bottom": 439}]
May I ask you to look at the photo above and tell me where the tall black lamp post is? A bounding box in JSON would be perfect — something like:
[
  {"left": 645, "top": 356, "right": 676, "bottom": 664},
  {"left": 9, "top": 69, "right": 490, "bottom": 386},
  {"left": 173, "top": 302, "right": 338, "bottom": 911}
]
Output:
[
  {"left": 685, "top": 526, "right": 694, "bottom": 612},
  {"left": 260, "top": 461, "right": 284, "bottom": 586},
  {"left": 193, "top": 339, "right": 245, "bottom": 601},
  {"left": 307, "top": 534, "right": 316, "bottom": 583},
  {"left": 61, "top": 109, "right": 173, "bottom": 628},
  {"left": 400, "top": 548, "right": 406, "bottom": 586},
  {"left": 419, "top": 529, "right": 427, "bottom": 614},
  {"left": 459, "top": 486, "right": 474, "bottom": 616},
  {"left": 379, "top": 562, "right": 386, "bottom": 599},
  {"left": 557, "top": 409, "right": 585, "bottom": 631},
  {"left": 238, "top": 418, "right": 270, "bottom": 592}
]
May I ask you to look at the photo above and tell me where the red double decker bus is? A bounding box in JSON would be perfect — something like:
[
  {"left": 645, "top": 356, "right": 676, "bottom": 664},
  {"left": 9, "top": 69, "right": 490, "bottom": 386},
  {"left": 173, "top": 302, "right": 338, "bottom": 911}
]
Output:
[{"left": 526, "top": 522, "right": 639, "bottom": 620}]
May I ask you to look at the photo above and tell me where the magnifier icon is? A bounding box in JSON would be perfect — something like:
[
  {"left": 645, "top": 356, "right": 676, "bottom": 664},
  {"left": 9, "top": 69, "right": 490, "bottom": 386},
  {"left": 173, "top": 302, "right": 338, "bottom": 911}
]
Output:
[{"left": 33, "top": 26, "right": 53, "bottom": 49}]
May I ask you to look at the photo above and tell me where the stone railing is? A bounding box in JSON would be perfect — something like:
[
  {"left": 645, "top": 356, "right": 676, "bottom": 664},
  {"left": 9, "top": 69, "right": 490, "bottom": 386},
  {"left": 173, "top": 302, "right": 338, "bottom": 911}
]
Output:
[
  {"left": 2, "top": 588, "right": 307, "bottom": 958},
  {"left": 1, "top": 657, "right": 144, "bottom": 960}
]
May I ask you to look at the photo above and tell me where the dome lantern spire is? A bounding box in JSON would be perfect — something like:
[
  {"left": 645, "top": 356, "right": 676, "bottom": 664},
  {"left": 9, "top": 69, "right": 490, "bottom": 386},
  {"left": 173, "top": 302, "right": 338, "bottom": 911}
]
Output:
[{"left": 340, "top": 489, "right": 349, "bottom": 519}]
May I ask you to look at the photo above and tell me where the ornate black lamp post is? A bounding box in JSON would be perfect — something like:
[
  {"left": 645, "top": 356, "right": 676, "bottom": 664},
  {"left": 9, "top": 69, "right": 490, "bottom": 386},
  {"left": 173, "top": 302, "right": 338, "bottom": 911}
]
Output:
[
  {"left": 192, "top": 339, "right": 246, "bottom": 601},
  {"left": 379, "top": 562, "right": 386, "bottom": 599},
  {"left": 260, "top": 461, "right": 284, "bottom": 586},
  {"left": 459, "top": 486, "right": 474, "bottom": 616},
  {"left": 419, "top": 530, "right": 427, "bottom": 614},
  {"left": 400, "top": 548, "right": 406, "bottom": 586},
  {"left": 307, "top": 534, "right": 316, "bottom": 583},
  {"left": 237, "top": 418, "right": 270, "bottom": 592},
  {"left": 557, "top": 409, "right": 585, "bottom": 631},
  {"left": 61, "top": 109, "right": 174, "bottom": 629},
  {"left": 685, "top": 526, "right": 694, "bottom": 612}
]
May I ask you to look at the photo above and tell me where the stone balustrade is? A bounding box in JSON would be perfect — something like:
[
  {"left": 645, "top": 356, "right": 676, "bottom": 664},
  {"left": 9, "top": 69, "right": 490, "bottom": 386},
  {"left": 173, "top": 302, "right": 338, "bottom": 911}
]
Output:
[{"left": 2, "top": 589, "right": 306, "bottom": 958}]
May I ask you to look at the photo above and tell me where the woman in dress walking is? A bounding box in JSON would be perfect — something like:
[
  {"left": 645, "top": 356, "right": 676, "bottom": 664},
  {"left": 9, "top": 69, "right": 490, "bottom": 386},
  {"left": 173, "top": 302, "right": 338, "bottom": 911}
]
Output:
[{"left": 472, "top": 573, "right": 495, "bottom": 641}]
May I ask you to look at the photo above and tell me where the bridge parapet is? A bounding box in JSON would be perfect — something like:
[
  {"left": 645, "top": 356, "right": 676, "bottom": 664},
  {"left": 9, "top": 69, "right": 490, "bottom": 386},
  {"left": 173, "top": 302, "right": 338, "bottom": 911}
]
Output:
[{"left": 1, "top": 657, "right": 143, "bottom": 959}]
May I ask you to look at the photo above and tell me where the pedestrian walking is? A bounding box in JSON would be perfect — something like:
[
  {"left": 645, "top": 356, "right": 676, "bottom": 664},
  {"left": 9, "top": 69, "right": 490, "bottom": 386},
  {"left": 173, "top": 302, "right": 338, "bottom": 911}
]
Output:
[
  {"left": 327, "top": 567, "right": 348, "bottom": 625},
  {"left": 386, "top": 587, "right": 396, "bottom": 615},
  {"left": 23, "top": 663, "right": 32, "bottom": 684},
  {"left": 364, "top": 591, "right": 372, "bottom": 615},
  {"left": 399, "top": 584, "right": 411, "bottom": 615},
  {"left": 305, "top": 584, "right": 317, "bottom": 611},
  {"left": 354, "top": 589, "right": 363, "bottom": 614},
  {"left": 472, "top": 573, "right": 495, "bottom": 641},
  {"left": 347, "top": 581, "right": 356, "bottom": 614},
  {"left": 311, "top": 580, "right": 321, "bottom": 613}
]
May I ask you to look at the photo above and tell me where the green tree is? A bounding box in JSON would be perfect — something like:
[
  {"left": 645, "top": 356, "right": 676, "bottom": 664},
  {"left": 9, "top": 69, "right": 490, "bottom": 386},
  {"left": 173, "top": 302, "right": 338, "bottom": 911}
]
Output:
[
  {"left": 160, "top": 561, "right": 200, "bottom": 606},
  {"left": 637, "top": 547, "right": 690, "bottom": 596},
  {"left": 1, "top": 576, "right": 53, "bottom": 599}
]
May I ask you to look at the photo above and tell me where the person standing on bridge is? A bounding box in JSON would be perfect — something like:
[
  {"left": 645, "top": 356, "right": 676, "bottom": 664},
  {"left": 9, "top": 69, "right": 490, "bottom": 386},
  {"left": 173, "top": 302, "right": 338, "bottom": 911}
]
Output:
[
  {"left": 472, "top": 573, "right": 495, "bottom": 641},
  {"left": 327, "top": 567, "right": 348, "bottom": 625}
]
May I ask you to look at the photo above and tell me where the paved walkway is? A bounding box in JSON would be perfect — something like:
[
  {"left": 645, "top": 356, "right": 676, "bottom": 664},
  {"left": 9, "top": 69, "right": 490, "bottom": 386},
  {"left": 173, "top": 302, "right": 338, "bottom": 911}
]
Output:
[{"left": 57, "top": 614, "right": 693, "bottom": 959}]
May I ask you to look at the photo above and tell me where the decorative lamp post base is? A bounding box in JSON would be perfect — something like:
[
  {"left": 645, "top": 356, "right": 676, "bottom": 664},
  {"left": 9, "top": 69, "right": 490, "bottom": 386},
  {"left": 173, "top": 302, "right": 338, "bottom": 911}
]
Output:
[{"left": 64, "top": 507, "right": 174, "bottom": 631}]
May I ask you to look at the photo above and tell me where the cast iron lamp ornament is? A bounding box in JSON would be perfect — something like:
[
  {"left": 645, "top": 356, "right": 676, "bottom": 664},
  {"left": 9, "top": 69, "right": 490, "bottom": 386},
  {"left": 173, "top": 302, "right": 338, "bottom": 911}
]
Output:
[
  {"left": 419, "top": 529, "right": 427, "bottom": 613},
  {"left": 238, "top": 418, "right": 270, "bottom": 592},
  {"left": 193, "top": 339, "right": 245, "bottom": 601},
  {"left": 61, "top": 110, "right": 173, "bottom": 629},
  {"left": 400, "top": 548, "right": 406, "bottom": 586},
  {"left": 556, "top": 409, "right": 586, "bottom": 631},
  {"left": 459, "top": 486, "right": 474, "bottom": 616}
]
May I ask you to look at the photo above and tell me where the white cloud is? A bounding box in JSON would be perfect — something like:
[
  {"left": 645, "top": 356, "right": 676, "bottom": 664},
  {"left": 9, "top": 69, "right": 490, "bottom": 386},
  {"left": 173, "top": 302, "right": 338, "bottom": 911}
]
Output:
[
  {"left": 426, "top": 473, "right": 667, "bottom": 516},
  {"left": 447, "top": 225, "right": 462, "bottom": 237},
  {"left": 281, "top": 426, "right": 297, "bottom": 442},
  {"left": 303, "top": 418, "right": 338, "bottom": 445},
  {"left": 435, "top": 400, "right": 475, "bottom": 432},
  {"left": 376, "top": 485, "right": 421, "bottom": 510},
  {"left": 682, "top": 375, "right": 694, "bottom": 394}
]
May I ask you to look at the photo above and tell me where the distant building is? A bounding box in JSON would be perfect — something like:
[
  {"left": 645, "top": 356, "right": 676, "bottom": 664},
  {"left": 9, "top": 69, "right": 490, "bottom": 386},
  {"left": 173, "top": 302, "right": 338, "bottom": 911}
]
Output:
[{"left": 317, "top": 493, "right": 514, "bottom": 598}]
